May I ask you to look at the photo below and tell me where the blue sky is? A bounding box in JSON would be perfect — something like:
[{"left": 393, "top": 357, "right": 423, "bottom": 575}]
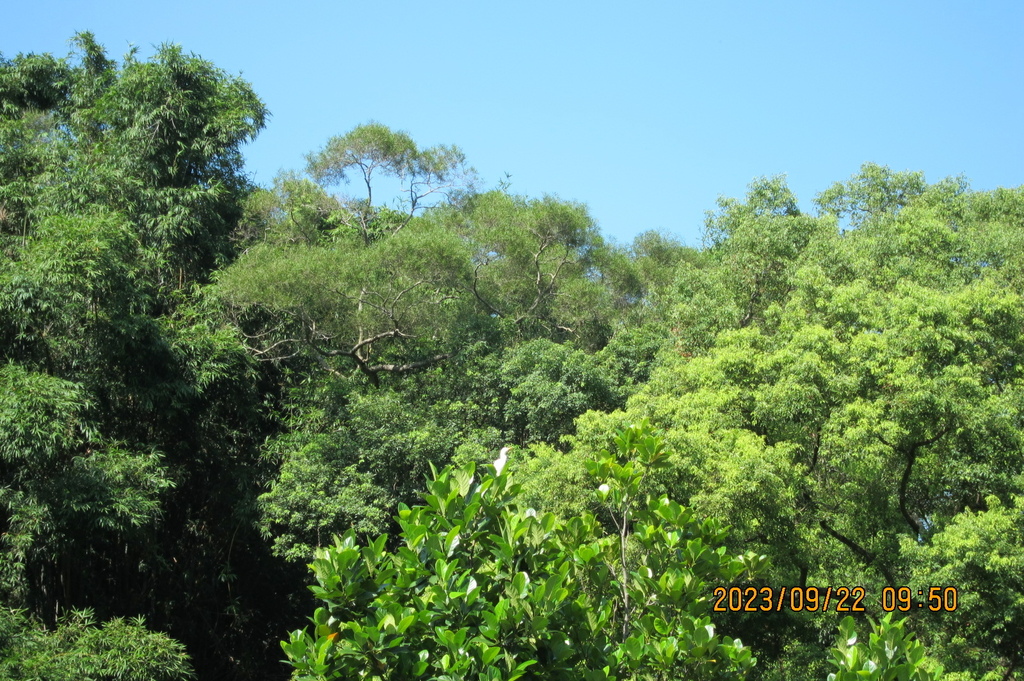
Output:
[{"left": 4, "top": 0, "right": 1022, "bottom": 246}]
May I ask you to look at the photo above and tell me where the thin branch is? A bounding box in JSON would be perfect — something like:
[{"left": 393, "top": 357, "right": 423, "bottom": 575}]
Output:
[
  {"left": 898, "top": 445, "right": 922, "bottom": 536},
  {"left": 351, "top": 328, "right": 411, "bottom": 356},
  {"left": 895, "top": 428, "right": 948, "bottom": 536},
  {"left": 247, "top": 337, "right": 303, "bottom": 357},
  {"left": 470, "top": 262, "right": 504, "bottom": 317},
  {"left": 807, "top": 430, "right": 821, "bottom": 473},
  {"left": 366, "top": 352, "right": 454, "bottom": 374},
  {"left": 819, "top": 519, "right": 895, "bottom": 588}
]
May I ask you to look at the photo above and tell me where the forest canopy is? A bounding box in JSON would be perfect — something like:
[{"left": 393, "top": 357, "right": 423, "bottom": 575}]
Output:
[{"left": 1, "top": 33, "right": 1022, "bottom": 681}]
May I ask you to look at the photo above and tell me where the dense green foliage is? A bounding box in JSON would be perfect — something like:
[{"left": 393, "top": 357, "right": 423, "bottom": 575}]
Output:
[
  {"left": 1, "top": 34, "right": 289, "bottom": 679},
  {"left": 0, "top": 608, "right": 193, "bottom": 680},
  {"left": 2, "top": 33, "right": 1022, "bottom": 681},
  {"left": 283, "top": 424, "right": 763, "bottom": 680},
  {"left": 827, "top": 615, "right": 942, "bottom": 681}
]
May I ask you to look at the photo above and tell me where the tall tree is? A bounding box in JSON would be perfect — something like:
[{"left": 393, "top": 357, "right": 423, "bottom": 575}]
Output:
[
  {"left": 218, "top": 133, "right": 620, "bottom": 385},
  {"left": 306, "top": 122, "right": 476, "bottom": 244},
  {"left": 530, "top": 176, "right": 1024, "bottom": 681},
  {"left": 0, "top": 32, "right": 266, "bottom": 296},
  {"left": 0, "top": 34, "right": 287, "bottom": 680}
]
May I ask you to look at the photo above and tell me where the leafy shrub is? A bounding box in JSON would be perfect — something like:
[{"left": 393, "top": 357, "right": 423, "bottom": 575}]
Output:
[
  {"left": 827, "top": 614, "right": 942, "bottom": 681},
  {"left": 282, "top": 422, "right": 764, "bottom": 680},
  {"left": 0, "top": 608, "right": 193, "bottom": 681}
]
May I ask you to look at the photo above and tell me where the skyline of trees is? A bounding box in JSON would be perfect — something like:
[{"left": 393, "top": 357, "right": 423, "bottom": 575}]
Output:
[{"left": 2, "top": 33, "right": 1022, "bottom": 681}]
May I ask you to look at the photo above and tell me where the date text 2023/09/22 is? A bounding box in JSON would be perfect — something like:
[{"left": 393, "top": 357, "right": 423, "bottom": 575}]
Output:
[{"left": 712, "top": 586, "right": 959, "bottom": 613}]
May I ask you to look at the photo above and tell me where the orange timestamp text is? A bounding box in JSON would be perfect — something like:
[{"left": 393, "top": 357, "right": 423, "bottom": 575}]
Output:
[{"left": 712, "top": 586, "right": 959, "bottom": 613}]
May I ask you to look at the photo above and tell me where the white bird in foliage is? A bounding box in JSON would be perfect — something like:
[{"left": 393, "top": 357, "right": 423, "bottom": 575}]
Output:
[{"left": 493, "top": 447, "right": 510, "bottom": 476}]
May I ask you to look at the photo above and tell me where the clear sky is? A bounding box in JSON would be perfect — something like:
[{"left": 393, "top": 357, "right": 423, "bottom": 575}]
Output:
[{"left": 4, "top": 0, "right": 1022, "bottom": 246}]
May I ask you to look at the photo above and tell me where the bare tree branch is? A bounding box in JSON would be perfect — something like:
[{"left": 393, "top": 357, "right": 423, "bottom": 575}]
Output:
[{"left": 366, "top": 352, "right": 454, "bottom": 375}]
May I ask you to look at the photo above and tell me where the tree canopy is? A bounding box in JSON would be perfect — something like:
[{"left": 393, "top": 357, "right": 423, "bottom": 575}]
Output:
[{"left": 1, "top": 33, "right": 1021, "bottom": 681}]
